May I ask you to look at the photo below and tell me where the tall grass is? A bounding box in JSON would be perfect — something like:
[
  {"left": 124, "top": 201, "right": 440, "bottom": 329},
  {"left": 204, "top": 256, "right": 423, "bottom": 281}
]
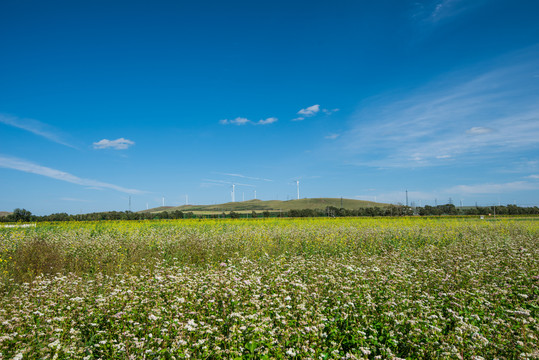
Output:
[{"left": 0, "top": 218, "right": 537, "bottom": 359}]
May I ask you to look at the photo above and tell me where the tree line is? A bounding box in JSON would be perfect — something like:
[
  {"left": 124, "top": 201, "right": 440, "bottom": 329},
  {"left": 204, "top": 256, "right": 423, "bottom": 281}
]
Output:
[{"left": 2, "top": 203, "right": 539, "bottom": 223}]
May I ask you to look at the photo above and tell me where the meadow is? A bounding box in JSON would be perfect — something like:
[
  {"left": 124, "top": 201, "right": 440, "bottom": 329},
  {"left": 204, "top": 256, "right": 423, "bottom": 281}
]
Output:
[{"left": 0, "top": 217, "right": 538, "bottom": 359}]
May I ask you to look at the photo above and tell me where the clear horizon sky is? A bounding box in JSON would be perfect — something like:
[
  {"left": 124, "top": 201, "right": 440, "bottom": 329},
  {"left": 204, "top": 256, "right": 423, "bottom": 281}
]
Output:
[{"left": 1, "top": 0, "right": 539, "bottom": 215}]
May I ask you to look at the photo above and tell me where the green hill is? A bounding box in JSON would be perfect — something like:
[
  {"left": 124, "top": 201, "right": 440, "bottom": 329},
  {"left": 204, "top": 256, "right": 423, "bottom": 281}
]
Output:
[
  {"left": 0, "top": 211, "right": 12, "bottom": 217},
  {"left": 139, "top": 198, "right": 387, "bottom": 214}
]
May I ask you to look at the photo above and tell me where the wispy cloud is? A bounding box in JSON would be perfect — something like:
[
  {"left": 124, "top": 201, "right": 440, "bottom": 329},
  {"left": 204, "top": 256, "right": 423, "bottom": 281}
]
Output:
[
  {"left": 465, "top": 127, "right": 494, "bottom": 135},
  {"left": 446, "top": 181, "right": 539, "bottom": 194},
  {"left": 325, "top": 134, "right": 340, "bottom": 140},
  {"left": 93, "top": 138, "right": 135, "bottom": 150},
  {"left": 0, "top": 155, "right": 144, "bottom": 194},
  {"left": 412, "top": 0, "right": 482, "bottom": 24},
  {"left": 60, "top": 197, "right": 94, "bottom": 202},
  {"left": 202, "top": 179, "right": 256, "bottom": 187},
  {"left": 257, "top": 117, "right": 278, "bottom": 125},
  {"left": 219, "top": 117, "right": 278, "bottom": 125},
  {"left": 0, "top": 114, "right": 76, "bottom": 148},
  {"left": 341, "top": 47, "right": 539, "bottom": 168},
  {"left": 368, "top": 178, "right": 539, "bottom": 204},
  {"left": 322, "top": 108, "right": 340, "bottom": 115},
  {"left": 216, "top": 172, "right": 273, "bottom": 182},
  {"left": 219, "top": 117, "right": 250, "bottom": 125}
]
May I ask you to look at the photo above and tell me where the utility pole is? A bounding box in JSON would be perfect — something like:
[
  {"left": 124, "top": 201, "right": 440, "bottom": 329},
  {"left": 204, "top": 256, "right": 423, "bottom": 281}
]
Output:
[{"left": 406, "top": 190, "right": 408, "bottom": 207}]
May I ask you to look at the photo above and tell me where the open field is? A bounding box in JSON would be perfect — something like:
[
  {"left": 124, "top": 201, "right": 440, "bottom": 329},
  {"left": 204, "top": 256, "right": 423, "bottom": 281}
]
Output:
[{"left": 0, "top": 217, "right": 538, "bottom": 359}]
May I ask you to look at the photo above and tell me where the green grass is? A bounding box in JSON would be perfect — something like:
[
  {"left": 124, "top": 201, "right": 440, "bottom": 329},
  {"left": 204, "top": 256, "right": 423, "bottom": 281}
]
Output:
[{"left": 140, "top": 197, "right": 386, "bottom": 214}]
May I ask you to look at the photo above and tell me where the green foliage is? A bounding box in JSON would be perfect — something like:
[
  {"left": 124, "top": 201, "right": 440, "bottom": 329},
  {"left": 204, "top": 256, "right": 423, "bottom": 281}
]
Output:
[{"left": 0, "top": 218, "right": 538, "bottom": 358}]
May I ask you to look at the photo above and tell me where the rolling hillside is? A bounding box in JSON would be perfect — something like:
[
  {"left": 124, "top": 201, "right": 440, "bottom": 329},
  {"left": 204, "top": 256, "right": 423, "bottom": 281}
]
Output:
[{"left": 139, "top": 198, "right": 387, "bottom": 214}]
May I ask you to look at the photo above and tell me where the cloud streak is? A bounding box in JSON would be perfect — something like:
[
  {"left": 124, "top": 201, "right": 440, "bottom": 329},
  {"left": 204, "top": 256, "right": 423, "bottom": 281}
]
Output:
[
  {"left": 0, "top": 155, "right": 144, "bottom": 194},
  {"left": 342, "top": 47, "right": 539, "bottom": 168},
  {"left": 216, "top": 172, "right": 273, "bottom": 182},
  {"left": 412, "top": 0, "right": 483, "bottom": 24},
  {"left": 219, "top": 117, "right": 278, "bottom": 126},
  {"left": 93, "top": 138, "right": 135, "bottom": 150},
  {"left": 202, "top": 179, "right": 256, "bottom": 187},
  {"left": 0, "top": 114, "right": 76, "bottom": 148},
  {"left": 446, "top": 181, "right": 539, "bottom": 195}
]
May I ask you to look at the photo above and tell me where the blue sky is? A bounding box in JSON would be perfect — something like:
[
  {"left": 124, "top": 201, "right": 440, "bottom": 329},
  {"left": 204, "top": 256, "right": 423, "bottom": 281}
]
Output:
[{"left": 1, "top": 0, "right": 539, "bottom": 214}]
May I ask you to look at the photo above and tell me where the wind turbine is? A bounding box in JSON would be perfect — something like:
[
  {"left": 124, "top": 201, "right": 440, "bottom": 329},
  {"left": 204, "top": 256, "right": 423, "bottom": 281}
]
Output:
[
  {"left": 231, "top": 184, "right": 236, "bottom": 202},
  {"left": 289, "top": 178, "right": 301, "bottom": 200}
]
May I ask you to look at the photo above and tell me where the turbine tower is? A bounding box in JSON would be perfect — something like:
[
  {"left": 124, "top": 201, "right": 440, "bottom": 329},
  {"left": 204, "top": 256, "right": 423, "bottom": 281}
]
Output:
[
  {"left": 296, "top": 180, "right": 300, "bottom": 200},
  {"left": 231, "top": 184, "right": 236, "bottom": 202}
]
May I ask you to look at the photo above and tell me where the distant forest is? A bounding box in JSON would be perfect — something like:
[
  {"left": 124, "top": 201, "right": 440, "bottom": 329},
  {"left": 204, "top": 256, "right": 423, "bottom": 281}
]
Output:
[{"left": 2, "top": 204, "right": 539, "bottom": 222}]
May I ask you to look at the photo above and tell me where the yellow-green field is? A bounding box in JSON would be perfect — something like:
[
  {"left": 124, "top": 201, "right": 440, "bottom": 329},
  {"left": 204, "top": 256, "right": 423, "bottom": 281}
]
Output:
[{"left": 1, "top": 218, "right": 538, "bottom": 359}]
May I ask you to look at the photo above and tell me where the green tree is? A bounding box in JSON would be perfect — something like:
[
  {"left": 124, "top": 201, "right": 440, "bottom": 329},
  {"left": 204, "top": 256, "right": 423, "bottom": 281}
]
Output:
[{"left": 12, "top": 208, "right": 32, "bottom": 222}]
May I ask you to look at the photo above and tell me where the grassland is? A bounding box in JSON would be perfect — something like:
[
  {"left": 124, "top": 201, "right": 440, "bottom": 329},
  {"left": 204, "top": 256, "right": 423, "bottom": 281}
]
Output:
[
  {"left": 0, "top": 217, "right": 538, "bottom": 359},
  {"left": 140, "top": 198, "right": 385, "bottom": 214}
]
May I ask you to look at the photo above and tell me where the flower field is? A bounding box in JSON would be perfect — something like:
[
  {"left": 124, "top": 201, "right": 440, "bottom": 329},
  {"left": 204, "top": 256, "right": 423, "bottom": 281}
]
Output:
[{"left": 0, "top": 218, "right": 538, "bottom": 359}]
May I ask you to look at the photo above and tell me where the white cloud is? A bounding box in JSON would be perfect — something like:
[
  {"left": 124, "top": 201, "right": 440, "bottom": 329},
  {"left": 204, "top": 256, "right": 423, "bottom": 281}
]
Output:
[
  {"left": 294, "top": 105, "right": 337, "bottom": 121},
  {"left": 322, "top": 108, "right": 340, "bottom": 115},
  {"left": 447, "top": 181, "right": 539, "bottom": 194},
  {"left": 0, "top": 155, "right": 143, "bottom": 194},
  {"left": 297, "top": 104, "right": 320, "bottom": 116},
  {"left": 525, "top": 174, "right": 539, "bottom": 179},
  {"left": 220, "top": 117, "right": 278, "bottom": 126},
  {"left": 220, "top": 117, "right": 250, "bottom": 125},
  {"left": 202, "top": 178, "right": 256, "bottom": 187},
  {"left": 257, "top": 117, "right": 278, "bottom": 125},
  {"left": 216, "top": 172, "right": 273, "bottom": 182},
  {"left": 0, "top": 114, "right": 76, "bottom": 148},
  {"left": 93, "top": 138, "right": 135, "bottom": 150},
  {"left": 413, "top": 0, "right": 483, "bottom": 24},
  {"left": 325, "top": 134, "right": 340, "bottom": 140},
  {"left": 342, "top": 47, "right": 539, "bottom": 168},
  {"left": 60, "top": 197, "right": 94, "bottom": 202},
  {"left": 466, "top": 126, "right": 494, "bottom": 135}
]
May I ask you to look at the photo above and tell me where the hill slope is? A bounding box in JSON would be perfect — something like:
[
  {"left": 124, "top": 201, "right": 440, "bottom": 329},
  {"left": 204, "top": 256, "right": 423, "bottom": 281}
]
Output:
[{"left": 139, "top": 198, "right": 387, "bottom": 213}]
